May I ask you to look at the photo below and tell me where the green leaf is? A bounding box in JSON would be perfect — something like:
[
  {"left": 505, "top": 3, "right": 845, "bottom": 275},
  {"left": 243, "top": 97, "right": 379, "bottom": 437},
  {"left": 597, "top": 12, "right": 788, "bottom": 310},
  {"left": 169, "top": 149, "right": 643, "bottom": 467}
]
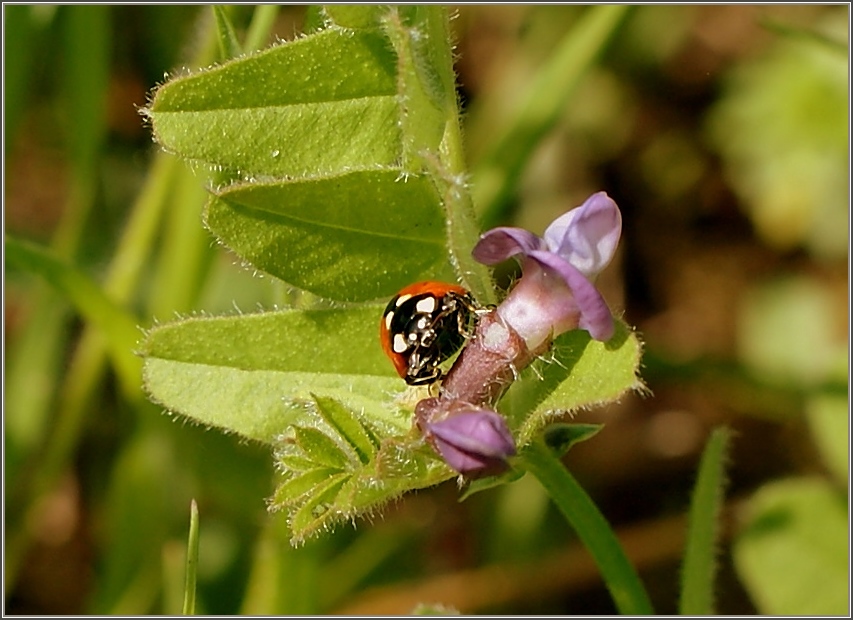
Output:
[
  {"left": 273, "top": 468, "right": 341, "bottom": 508},
  {"left": 142, "top": 305, "right": 389, "bottom": 374},
  {"left": 205, "top": 169, "right": 451, "bottom": 302},
  {"left": 147, "top": 27, "right": 400, "bottom": 178},
  {"left": 292, "top": 426, "right": 351, "bottom": 469},
  {"left": 273, "top": 430, "right": 454, "bottom": 544},
  {"left": 501, "top": 320, "right": 644, "bottom": 445},
  {"left": 543, "top": 422, "right": 604, "bottom": 457},
  {"left": 733, "top": 477, "right": 848, "bottom": 615},
  {"left": 313, "top": 395, "right": 378, "bottom": 465},
  {"left": 146, "top": 360, "right": 407, "bottom": 445},
  {"left": 679, "top": 427, "right": 731, "bottom": 615},
  {"left": 289, "top": 472, "right": 350, "bottom": 535},
  {"left": 459, "top": 468, "right": 524, "bottom": 502},
  {"left": 269, "top": 391, "right": 456, "bottom": 544},
  {"left": 277, "top": 454, "right": 320, "bottom": 473},
  {"left": 140, "top": 307, "right": 411, "bottom": 445}
]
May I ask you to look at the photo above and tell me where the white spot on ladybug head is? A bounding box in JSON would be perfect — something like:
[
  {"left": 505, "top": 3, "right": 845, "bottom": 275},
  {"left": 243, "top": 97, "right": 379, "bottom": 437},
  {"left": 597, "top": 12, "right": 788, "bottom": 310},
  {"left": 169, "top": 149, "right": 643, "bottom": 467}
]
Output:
[
  {"left": 416, "top": 317, "right": 428, "bottom": 330},
  {"left": 384, "top": 312, "right": 394, "bottom": 331},
  {"left": 393, "top": 333, "right": 408, "bottom": 353},
  {"left": 415, "top": 296, "right": 437, "bottom": 314},
  {"left": 395, "top": 294, "right": 412, "bottom": 307}
]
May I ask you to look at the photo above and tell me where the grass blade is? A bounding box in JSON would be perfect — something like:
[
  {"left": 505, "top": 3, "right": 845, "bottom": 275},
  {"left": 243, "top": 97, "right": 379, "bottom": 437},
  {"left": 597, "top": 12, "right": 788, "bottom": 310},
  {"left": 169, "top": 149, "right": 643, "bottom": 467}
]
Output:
[
  {"left": 679, "top": 427, "right": 731, "bottom": 615},
  {"left": 182, "top": 500, "right": 200, "bottom": 615}
]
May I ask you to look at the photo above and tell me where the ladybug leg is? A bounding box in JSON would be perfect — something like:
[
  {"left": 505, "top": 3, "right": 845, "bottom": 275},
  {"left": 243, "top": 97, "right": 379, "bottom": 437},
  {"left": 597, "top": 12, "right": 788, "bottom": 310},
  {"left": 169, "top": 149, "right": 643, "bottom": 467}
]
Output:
[{"left": 406, "top": 361, "right": 442, "bottom": 386}]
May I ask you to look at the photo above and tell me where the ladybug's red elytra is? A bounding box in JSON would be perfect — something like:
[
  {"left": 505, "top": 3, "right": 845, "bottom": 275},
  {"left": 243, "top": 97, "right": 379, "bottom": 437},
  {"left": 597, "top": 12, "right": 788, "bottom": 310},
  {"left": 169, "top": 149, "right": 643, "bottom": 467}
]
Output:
[{"left": 380, "top": 281, "right": 480, "bottom": 386}]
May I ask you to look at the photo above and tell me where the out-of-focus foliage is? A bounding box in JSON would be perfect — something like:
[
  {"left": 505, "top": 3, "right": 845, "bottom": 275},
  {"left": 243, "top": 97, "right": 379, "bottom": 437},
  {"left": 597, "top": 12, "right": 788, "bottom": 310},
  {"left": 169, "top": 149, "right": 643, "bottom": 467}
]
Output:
[
  {"left": 734, "top": 477, "right": 848, "bottom": 615},
  {"left": 707, "top": 10, "right": 848, "bottom": 260},
  {"left": 732, "top": 272, "right": 848, "bottom": 615}
]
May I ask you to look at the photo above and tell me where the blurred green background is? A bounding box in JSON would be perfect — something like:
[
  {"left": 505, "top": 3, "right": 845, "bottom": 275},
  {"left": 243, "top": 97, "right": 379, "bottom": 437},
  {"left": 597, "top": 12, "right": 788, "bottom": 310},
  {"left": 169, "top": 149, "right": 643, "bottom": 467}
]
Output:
[{"left": 4, "top": 5, "right": 848, "bottom": 615}]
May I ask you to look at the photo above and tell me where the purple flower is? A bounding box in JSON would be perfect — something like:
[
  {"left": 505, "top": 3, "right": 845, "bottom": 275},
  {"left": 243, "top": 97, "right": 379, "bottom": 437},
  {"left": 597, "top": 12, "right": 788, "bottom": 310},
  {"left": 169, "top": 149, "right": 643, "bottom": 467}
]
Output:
[
  {"left": 473, "top": 191, "right": 622, "bottom": 352},
  {"left": 413, "top": 191, "right": 622, "bottom": 479},
  {"left": 424, "top": 407, "right": 516, "bottom": 478}
]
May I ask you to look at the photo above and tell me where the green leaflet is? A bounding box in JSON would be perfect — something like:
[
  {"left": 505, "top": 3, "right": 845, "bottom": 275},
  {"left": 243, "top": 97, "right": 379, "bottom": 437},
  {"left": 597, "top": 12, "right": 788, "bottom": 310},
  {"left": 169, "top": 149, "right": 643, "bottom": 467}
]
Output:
[
  {"left": 206, "top": 170, "right": 451, "bottom": 302},
  {"left": 147, "top": 27, "right": 401, "bottom": 177},
  {"left": 140, "top": 307, "right": 410, "bottom": 445},
  {"left": 146, "top": 8, "right": 474, "bottom": 304},
  {"left": 313, "top": 395, "right": 379, "bottom": 465},
  {"left": 139, "top": 303, "right": 460, "bottom": 542},
  {"left": 271, "top": 397, "right": 454, "bottom": 544},
  {"left": 293, "top": 426, "right": 352, "bottom": 469},
  {"left": 143, "top": 360, "right": 404, "bottom": 445},
  {"left": 500, "top": 320, "right": 645, "bottom": 445}
]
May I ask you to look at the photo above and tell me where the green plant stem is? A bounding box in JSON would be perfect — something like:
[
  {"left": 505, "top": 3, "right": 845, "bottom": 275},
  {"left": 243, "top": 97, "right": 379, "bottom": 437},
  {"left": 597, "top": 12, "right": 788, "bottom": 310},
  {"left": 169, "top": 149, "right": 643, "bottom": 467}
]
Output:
[
  {"left": 440, "top": 107, "right": 498, "bottom": 306},
  {"left": 212, "top": 5, "right": 242, "bottom": 59},
  {"left": 521, "top": 439, "right": 654, "bottom": 615},
  {"left": 244, "top": 5, "right": 279, "bottom": 52},
  {"left": 427, "top": 6, "right": 497, "bottom": 305},
  {"left": 679, "top": 427, "right": 730, "bottom": 615}
]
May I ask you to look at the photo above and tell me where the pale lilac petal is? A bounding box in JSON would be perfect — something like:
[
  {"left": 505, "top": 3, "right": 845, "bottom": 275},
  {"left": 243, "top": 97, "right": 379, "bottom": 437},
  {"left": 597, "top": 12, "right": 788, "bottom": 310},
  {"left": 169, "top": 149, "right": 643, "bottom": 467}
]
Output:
[
  {"left": 472, "top": 227, "right": 546, "bottom": 265},
  {"left": 527, "top": 250, "right": 615, "bottom": 341},
  {"left": 427, "top": 410, "right": 516, "bottom": 476},
  {"left": 542, "top": 192, "right": 622, "bottom": 279},
  {"left": 495, "top": 256, "right": 579, "bottom": 352}
]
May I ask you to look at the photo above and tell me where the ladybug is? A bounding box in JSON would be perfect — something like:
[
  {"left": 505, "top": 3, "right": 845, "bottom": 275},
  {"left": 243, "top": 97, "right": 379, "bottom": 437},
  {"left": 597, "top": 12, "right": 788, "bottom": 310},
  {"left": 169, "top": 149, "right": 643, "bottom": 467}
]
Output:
[{"left": 380, "top": 281, "right": 479, "bottom": 386}]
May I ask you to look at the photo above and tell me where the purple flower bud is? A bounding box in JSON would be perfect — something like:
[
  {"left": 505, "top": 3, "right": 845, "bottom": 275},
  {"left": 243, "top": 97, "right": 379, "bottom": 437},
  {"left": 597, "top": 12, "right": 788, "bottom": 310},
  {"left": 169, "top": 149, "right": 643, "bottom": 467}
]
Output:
[
  {"left": 472, "top": 191, "right": 622, "bottom": 351},
  {"left": 426, "top": 408, "right": 516, "bottom": 478}
]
